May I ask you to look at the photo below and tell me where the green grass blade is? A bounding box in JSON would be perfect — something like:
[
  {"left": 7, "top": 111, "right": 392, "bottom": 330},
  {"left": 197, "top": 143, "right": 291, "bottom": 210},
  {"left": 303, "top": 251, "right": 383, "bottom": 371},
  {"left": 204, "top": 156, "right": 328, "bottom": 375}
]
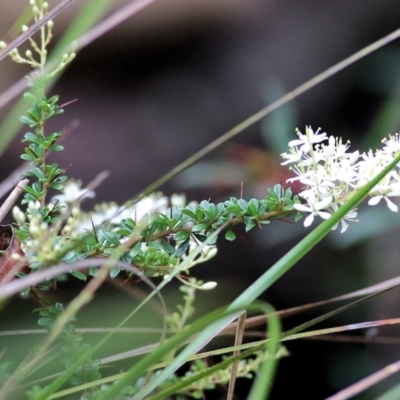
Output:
[
  {"left": 247, "top": 303, "right": 281, "bottom": 400},
  {"left": 94, "top": 306, "right": 243, "bottom": 400},
  {"left": 95, "top": 302, "right": 280, "bottom": 400},
  {"left": 376, "top": 378, "right": 400, "bottom": 400},
  {"left": 145, "top": 302, "right": 281, "bottom": 400},
  {"left": 26, "top": 228, "right": 221, "bottom": 399},
  {"left": 143, "top": 153, "right": 400, "bottom": 399}
]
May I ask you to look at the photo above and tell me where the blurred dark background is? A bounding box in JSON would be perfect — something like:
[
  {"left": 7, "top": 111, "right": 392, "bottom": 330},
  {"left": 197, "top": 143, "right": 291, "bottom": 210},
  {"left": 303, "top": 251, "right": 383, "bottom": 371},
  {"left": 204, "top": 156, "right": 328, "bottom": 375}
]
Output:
[{"left": 2, "top": 0, "right": 400, "bottom": 398}]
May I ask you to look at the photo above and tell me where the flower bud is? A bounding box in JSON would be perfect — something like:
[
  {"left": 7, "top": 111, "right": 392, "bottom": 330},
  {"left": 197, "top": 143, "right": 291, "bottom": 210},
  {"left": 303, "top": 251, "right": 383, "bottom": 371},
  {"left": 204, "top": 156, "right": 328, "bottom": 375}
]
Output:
[
  {"left": 12, "top": 206, "right": 26, "bottom": 224},
  {"left": 200, "top": 281, "right": 217, "bottom": 290}
]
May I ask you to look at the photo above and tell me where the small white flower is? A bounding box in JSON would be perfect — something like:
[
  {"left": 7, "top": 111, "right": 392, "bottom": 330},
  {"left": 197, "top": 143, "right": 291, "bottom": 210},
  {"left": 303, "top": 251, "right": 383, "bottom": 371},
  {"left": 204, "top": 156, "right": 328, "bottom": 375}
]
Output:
[
  {"left": 281, "top": 127, "right": 400, "bottom": 232},
  {"left": 382, "top": 133, "right": 400, "bottom": 156},
  {"left": 368, "top": 194, "right": 399, "bottom": 212},
  {"left": 133, "top": 194, "right": 169, "bottom": 221},
  {"left": 288, "top": 126, "right": 327, "bottom": 154},
  {"left": 52, "top": 180, "right": 95, "bottom": 206},
  {"left": 281, "top": 148, "right": 303, "bottom": 165},
  {"left": 330, "top": 205, "right": 358, "bottom": 233},
  {"left": 294, "top": 194, "right": 333, "bottom": 227},
  {"left": 170, "top": 194, "right": 186, "bottom": 208}
]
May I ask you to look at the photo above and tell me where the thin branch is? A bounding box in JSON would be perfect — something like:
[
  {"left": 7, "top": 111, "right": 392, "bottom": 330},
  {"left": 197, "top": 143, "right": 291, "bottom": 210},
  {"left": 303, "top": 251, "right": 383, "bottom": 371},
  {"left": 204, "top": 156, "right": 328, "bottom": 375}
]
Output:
[
  {"left": 0, "top": 258, "right": 144, "bottom": 300},
  {"left": 0, "top": 163, "right": 30, "bottom": 200},
  {"left": 325, "top": 359, "right": 400, "bottom": 400},
  {"left": 227, "top": 311, "right": 247, "bottom": 400},
  {"left": 76, "top": 0, "right": 158, "bottom": 50},
  {"left": 0, "top": 179, "right": 29, "bottom": 223},
  {"left": 0, "top": 327, "right": 171, "bottom": 336}
]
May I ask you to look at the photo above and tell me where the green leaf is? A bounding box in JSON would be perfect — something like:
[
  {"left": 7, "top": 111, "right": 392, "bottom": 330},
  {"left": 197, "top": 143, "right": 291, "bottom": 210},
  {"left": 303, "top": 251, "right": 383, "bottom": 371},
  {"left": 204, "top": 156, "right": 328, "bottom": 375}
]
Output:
[
  {"left": 49, "top": 144, "right": 64, "bottom": 152},
  {"left": 20, "top": 115, "right": 37, "bottom": 126},
  {"left": 247, "top": 199, "right": 259, "bottom": 216},
  {"left": 79, "top": 232, "right": 98, "bottom": 246},
  {"left": 130, "top": 242, "right": 142, "bottom": 258},
  {"left": 225, "top": 229, "right": 236, "bottom": 241},
  {"left": 273, "top": 184, "right": 283, "bottom": 198},
  {"left": 21, "top": 193, "right": 37, "bottom": 203},
  {"left": 23, "top": 92, "right": 37, "bottom": 102},
  {"left": 20, "top": 153, "right": 35, "bottom": 162},
  {"left": 121, "top": 218, "right": 136, "bottom": 231},
  {"left": 192, "top": 233, "right": 208, "bottom": 243},
  {"left": 148, "top": 241, "right": 162, "bottom": 251},
  {"left": 182, "top": 205, "right": 197, "bottom": 220},
  {"left": 70, "top": 270, "right": 87, "bottom": 281},
  {"left": 244, "top": 218, "right": 256, "bottom": 232},
  {"left": 283, "top": 187, "right": 293, "bottom": 200},
  {"left": 238, "top": 199, "right": 248, "bottom": 211},
  {"left": 153, "top": 213, "right": 169, "bottom": 224},
  {"left": 23, "top": 185, "right": 39, "bottom": 197},
  {"left": 115, "top": 228, "right": 131, "bottom": 236},
  {"left": 22, "top": 131, "right": 38, "bottom": 142},
  {"left": 110, "top": 267, "right": 121, "bottom": 279},
  {"left": 173, "top": 230, "right": 189, "bottom": 241},
  {"left": 175, "top": 238, "right": 190, "bottom": 257},
  {"left": 101, "top": 231, "right": 121, "bottom": 246},
  {"left": 30, "top": 167, "right": 45, "bottom": 180},
  {"left": 38, "top": 317, "right": 54, "bottom": 327},
  {"left": 295, "top": 212, "right": 303, "bottom": 222},
  {"left": 50, "top": 182, "right": 65, "bottom": 191},
  {"left": 257, "top": 203, "right": 267, "bottom": 216},
  {"left": 146, "top": 222, "right": 158, "bottom": 236},
  {"left": 160, "top": 239, "right": 175, "bottom": 254},
  {"left": 21, "top": 147, "right": 40, "bottom": 162},
  {"left": 191, "top": 223, "right": 209, "bottom": 233}
]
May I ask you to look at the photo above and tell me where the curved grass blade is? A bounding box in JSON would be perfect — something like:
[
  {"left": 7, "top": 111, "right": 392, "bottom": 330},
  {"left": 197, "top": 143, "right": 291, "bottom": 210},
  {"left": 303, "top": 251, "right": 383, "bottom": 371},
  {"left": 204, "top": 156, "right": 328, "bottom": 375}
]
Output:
[
  {"left": 17, "top": 226, "right": 222, "bottom": 399},
  {"left": 140, "top": 153, "right": 400, "bottom": 400},
  {"left": 95, "top": 302, "right": 280, "bottom": 400},
  {"left": 376, "top": 377, "right": 400, "bottom": 400}
]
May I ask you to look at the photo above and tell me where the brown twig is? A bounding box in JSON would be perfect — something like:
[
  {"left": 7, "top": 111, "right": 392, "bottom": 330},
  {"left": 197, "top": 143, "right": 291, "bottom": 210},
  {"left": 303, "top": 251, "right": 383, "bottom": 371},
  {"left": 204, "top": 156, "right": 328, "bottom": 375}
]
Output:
[
  {"left": 75, "top": 0, "right": 158, "bottom": 50},
  {"left": 227, "top": 312, "right": 247, "bottom": 400},
  {"left": 325, "top": 359, "right": 400, "bottom": 400},
  {"left": 0, "top": 178, "right": 29, "bottom": 224},
  {"left": 0, "top": 163, "right": 30, "bottom": 200}
]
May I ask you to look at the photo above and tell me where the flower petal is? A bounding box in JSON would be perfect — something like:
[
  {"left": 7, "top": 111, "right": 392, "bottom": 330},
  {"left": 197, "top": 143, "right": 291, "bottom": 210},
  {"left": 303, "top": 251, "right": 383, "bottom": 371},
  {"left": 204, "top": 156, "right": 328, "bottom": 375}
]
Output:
[
  {"left": 303, "top": 213, "right": 315, "bottom": 227},
  {"left": 368, "top": 196, "right": 382, "bottom": 206}
]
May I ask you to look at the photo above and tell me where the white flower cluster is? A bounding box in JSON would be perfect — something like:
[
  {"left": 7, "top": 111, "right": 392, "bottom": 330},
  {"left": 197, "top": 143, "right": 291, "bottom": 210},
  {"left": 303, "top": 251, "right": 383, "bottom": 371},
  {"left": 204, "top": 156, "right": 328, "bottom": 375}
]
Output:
[
  {"left": 50, "top": 182, "right": 217, "bottom": 275},
  {"left": 281, "top": 126, "right": 400, "bottom": 232},
  {"left": 51, "top": 181, "right": 188, "bottom": 232}
]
